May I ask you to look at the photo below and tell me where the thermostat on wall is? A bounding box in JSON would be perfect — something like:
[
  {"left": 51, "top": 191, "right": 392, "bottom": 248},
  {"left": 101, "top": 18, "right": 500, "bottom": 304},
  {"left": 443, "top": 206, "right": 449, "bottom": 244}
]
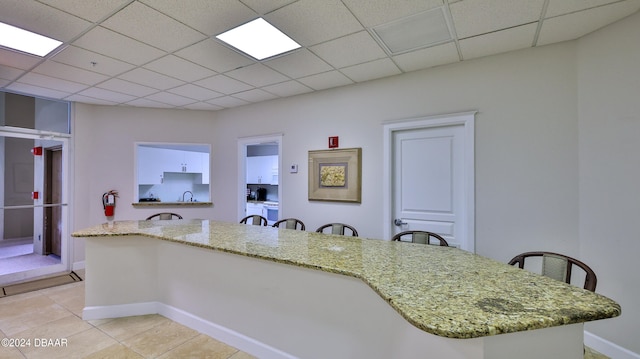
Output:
[{"left": 290, "top": 164, "right": 298, "bottom": 173}]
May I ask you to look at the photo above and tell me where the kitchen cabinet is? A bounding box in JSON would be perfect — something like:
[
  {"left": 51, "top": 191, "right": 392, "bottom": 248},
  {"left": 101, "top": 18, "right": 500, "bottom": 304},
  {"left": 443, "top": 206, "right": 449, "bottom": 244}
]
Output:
[
  {"left": 246, "top": 155, "right": 278, "bottom": 185},
  {"left": 246, "top": 202, "right": 263, "bottom": 217},
  {"left": 138, "top": 146, "right": 164, "bottom": 184},
  {"left": 138, "top": 147, "right": 209, "bottom": 185},
  {"left": 164, "top": 149, "right": 203, "bottom": 174},
  {"left": 201, "top": 153, "right": 210, "bottom": 184}
]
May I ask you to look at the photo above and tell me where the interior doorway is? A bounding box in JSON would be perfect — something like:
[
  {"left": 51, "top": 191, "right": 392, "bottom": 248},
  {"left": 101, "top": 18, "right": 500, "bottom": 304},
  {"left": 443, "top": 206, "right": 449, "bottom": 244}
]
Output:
[{"left": 237, "top": 134, "right": 282, "bottom": 223}]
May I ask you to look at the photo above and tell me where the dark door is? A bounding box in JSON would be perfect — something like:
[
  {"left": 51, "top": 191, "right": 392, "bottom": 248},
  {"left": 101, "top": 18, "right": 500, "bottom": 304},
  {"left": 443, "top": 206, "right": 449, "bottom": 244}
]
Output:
[{"left": 44, "top": 147, "right": 62, "bottom": 256}]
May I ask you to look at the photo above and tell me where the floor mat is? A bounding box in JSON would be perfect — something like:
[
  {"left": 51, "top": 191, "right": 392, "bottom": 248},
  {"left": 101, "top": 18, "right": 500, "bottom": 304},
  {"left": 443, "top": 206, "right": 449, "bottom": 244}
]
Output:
[{"left": 1, "top": 271, "right": 82, "bottom": 297}]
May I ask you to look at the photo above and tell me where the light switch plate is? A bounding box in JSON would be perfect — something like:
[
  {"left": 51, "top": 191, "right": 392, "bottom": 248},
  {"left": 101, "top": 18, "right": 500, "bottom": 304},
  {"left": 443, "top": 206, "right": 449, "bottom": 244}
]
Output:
[{"left": 290, "top": 164, "right": 298, "bottom": 173}]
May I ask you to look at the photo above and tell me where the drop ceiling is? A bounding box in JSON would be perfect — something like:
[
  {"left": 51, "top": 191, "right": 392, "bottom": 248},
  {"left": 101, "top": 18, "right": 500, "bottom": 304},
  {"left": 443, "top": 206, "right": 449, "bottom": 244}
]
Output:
[{"left": 1, "top": 0, "right": 638, "bottom": 111}]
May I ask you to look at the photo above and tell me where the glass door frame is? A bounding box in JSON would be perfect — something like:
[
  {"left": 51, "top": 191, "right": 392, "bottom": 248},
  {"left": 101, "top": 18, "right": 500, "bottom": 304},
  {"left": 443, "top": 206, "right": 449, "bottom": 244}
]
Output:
[{"left": 0, "top": 125, "right": 71, "bottom": 284}]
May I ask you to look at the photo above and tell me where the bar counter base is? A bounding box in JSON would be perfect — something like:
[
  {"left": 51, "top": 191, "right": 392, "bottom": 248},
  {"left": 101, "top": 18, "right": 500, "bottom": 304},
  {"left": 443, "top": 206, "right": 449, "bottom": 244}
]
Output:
[{"left": 83, "top": 236, "right": 584, "bottom": 359}]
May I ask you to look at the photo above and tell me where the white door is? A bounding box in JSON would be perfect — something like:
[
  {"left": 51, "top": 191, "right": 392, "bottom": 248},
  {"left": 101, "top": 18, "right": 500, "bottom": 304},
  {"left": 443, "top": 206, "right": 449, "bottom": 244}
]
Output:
[{"left": 386, "top": 112, "right": 475, "bottom": 251}]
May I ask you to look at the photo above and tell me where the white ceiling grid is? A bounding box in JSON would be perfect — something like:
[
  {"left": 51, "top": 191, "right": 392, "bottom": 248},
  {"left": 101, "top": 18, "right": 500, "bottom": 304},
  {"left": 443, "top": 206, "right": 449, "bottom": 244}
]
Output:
[{"left": 0, "top": 0, "right": 638, "bottom": 111}]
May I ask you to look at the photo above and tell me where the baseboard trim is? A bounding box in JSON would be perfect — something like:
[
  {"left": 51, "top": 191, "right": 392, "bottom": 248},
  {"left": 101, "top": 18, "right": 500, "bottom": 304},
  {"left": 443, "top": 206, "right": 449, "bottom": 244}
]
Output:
[
  {"left": 585, "top": 331, "right": 640, "bottom": 359},
  {"left": 82, "top": 302, "right": 295, "bottom": 359},
  {"left": 72, "top": 261, "right": 85, "bottom": 271}
]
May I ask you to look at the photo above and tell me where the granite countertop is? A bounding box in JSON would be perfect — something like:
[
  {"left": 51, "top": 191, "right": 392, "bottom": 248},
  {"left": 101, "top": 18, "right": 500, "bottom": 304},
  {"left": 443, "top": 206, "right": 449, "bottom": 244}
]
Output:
[
  {"left": 131, "top": 201, "right": 212, "bottom": 207},
  {"left": 72, "top": 219, "right": 621, "bottom": 339}
]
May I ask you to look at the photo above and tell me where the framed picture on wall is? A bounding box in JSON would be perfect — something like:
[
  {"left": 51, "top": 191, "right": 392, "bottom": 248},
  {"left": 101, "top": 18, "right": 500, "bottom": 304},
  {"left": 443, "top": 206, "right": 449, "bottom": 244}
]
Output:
[{"left": 308, "top": 147, "right": 361, "bottom": 203}]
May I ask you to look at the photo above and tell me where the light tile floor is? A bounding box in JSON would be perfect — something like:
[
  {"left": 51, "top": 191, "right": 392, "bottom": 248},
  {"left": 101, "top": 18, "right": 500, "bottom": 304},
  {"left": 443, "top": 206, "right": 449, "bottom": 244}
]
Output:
[
  {"left": 0, "top": 271, "right": 609, "bottom": 359},
  {"left": 0, "top": 271, "right": 254, "bottom": 359}
]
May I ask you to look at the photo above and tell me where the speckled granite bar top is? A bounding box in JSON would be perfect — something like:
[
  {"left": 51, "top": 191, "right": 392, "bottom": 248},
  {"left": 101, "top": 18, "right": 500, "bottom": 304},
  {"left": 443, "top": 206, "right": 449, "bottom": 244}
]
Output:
[{"left": 72, "top": 219, "right": 621, "bottom": 339}]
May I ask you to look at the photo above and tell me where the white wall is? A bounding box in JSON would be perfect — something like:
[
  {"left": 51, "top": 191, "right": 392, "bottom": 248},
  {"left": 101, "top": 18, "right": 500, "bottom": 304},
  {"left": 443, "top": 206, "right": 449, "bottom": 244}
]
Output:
[
  {"left": 72, "top": 105, "right": 217, "bottom": 261},
  {"left": 70, "top": 14, "right": 638, "bottom": 354},
  {"left": 577, "top": 11, "right": 640, "bottom": 354},
  {"left": 212, "top": 42, "right": 579, "bottom": 256}
]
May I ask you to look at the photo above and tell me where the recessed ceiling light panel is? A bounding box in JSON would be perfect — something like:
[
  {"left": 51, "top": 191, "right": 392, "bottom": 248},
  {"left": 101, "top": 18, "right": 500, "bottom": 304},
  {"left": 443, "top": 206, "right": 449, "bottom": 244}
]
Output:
[
  {"left": 216, "top": 18, "right": 300, "bottom": 61},
  {"left": 0, "top": 22, "right": 62, "bottom": 57}
]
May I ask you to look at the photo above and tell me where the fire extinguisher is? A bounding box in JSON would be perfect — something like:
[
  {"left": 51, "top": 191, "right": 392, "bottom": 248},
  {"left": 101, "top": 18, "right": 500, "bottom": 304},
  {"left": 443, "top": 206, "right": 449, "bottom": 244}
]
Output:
[{"left": 102, "top": 190, "right": 118, "bottom": 217}]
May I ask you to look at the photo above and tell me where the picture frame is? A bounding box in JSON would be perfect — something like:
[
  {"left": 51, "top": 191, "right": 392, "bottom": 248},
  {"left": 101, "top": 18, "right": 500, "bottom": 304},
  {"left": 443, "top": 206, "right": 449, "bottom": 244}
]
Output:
[{"left": 308, "top": 147, "right": 361, "bottom": 203}]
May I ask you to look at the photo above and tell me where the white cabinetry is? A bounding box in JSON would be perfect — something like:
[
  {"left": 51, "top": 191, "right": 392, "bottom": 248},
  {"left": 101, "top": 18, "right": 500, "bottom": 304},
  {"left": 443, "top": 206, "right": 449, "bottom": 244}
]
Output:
[
  {"left": 138, "top": 147, "right": 209, "bottom": 184},
  {"left": 165, "top": 149, "right": 203, "bottom": 174},
  {"left": 138, "top": 146, "right": 164, "bottom": 184},
  {"left": 246, "top": 202, "right": 264, "bottom": 217},
  {"left": 246, "top": 155, "right": 278, "bottom": 184}
]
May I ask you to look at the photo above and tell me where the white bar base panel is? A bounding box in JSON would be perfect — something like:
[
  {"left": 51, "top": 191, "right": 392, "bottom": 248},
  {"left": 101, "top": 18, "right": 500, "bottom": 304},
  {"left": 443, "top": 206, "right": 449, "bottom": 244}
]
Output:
[{"left": 83, "top": 236, "right": 585, "bottom": 359}]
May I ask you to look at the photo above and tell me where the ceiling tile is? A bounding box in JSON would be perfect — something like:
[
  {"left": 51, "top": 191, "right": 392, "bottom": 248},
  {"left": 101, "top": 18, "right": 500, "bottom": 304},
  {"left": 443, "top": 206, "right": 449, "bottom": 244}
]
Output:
[
  {"left": 141, "top": 0, "right": 256, "bottom": 36},
  {"left": 167, "top": 84, "right": 223, "bottom": 101},
  {"left": 97, "top": 78, "right": 158, "bottom": 97},
  {"left": 0, "top": 49, "right": 42, "bottom": 70},
  {"left": 262, "top": 81, "right": 313, "bottom": 97},
  {"left": 118, "top": 68, "right": 185, "bottom": 90},
  {"left": 459, "top": 23, "right": 537, "bottom": 60},
  {"left": 126, "top": 97, "right": 172, "bottom": 108},
  {"left": 32, "top": 61, "right": 109, "bottom": 86},
  {"left": 392, "top": 42, "right": 460, "bottom": 72},
  {"left": 183, "top": 101, "right": 224, "bottom": 111},
  {"left": 72, "top": 26, "right": 166, "bottom": 66},
  {"left": 545, "top": 0, "right": 621, "bottom": 18},
  {"left": 264, "top": 49, "right": 332, "bottom": 79},
  {"left": 241, "top": 0, "right": 298, "bottom": 15},
  {"left": 101, "top": 2, "right": 206, "bottom": 52},
  {"left": 450, "top": 0, "right": 546, "bottom": 38},
  {"left": 195, "top": 75, "right": 253, "bottom": 94},
  {"left": 143, "top": 55, "right": 216, "bottom": 83},
  {"left": 18, "top": 72, "right": 88, "bottom": 93},
  {"left": 50, "top": 45, "right": 135, "bottom": 76},
  {"left": 144, "top": 92, "right": 197, "bottom": 107},
  {"left": 310, "top": 31, "right": 387, "bottom": 69},
  {"left": 207, "top": 96, "right": 250, "bottom": 108},
  {"left": 6, "top": 82, "right": 71, "bottom": 100},
  {"left": 0, "top": 65, "right": 24, "bottom": 82},
  {"left": 265, "top": 0, "right": 363, "bottom": 46},
  {"left": 38, "top": 0, "right": 130, "bottom": 23},
  {"left": 0, "top": 0, "right": 91, "bottom": 42},
  {"left": 342, "top": 0, "right": 444, "bottom": 27},
  {"left": 225, "top": 64, "right": 290, "bottom": 87},
  {"left": 77, "top": 87, "right": 137, "bottom": 103},
  {"left": 341, "top": 58, "right": 401, "bottom": 82},
  {"left": 232, "top": 89, "right": 279, "bottom": 102},
  {"left": 297, "top": 71, "right": 353, "bottom": 91},
  {"left": 175, "top": 39, "right": 254, "bottom": 73},
  {"left": 538, "top": 1, "right": 640, "bottom": 46},
  {"left": 65, "top": 93, "right": 119, "bottom": 106}
]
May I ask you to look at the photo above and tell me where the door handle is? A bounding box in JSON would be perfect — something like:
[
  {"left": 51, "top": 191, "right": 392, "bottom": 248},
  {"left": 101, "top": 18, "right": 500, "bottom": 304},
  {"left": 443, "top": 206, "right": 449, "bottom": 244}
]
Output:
[{"left": 394, "top": 218, "right": 407, "bottom": 226}]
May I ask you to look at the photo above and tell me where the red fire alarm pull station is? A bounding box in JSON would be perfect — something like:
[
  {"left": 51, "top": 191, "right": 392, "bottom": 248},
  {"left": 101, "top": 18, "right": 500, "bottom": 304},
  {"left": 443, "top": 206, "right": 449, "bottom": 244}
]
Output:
[
  {"left": 328, "top": 136, "right": 339, "bottom": 148},
  {"left": 32, "top": 191, "right": 39, "bottom": 200},
  {"left": 31, "top": 147, "right": 43, "bottom": 156}
]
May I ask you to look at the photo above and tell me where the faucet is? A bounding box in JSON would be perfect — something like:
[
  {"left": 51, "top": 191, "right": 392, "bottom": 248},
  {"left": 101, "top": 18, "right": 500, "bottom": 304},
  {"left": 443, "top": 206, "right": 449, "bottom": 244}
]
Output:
[{"left": 182, "top": 191, "right": 193, "bottom": 202}]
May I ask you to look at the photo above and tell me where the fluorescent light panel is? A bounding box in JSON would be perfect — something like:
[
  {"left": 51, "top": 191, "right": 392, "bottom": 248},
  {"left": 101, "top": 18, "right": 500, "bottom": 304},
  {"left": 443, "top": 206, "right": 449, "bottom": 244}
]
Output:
[
  {"left": 0, "top": 22, "right": 62, "bottom": 57},
  {"left": 216, "top": 18, "right": 300, "bottom": 60}
]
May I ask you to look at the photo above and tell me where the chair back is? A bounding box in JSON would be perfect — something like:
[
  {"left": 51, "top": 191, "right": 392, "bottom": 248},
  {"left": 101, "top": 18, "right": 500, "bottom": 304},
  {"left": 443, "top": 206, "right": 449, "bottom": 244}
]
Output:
[
  {"left": 391, "top": 231, "right": 449, "bottom": 246},
  {"left": 240, "top": 215, "right": 268, "bottom": 226},
  {"left": 273, "top": 218, "right": 305, "bottom": 230},
  {"left": 146, "top": 212, "right": 182, "bottom": 220},
  {"left": 315, "top": 223, "right": 358, "bottom": 237},
  {"left": 508, "top": 251, "right": 597, "bottom": 292}
]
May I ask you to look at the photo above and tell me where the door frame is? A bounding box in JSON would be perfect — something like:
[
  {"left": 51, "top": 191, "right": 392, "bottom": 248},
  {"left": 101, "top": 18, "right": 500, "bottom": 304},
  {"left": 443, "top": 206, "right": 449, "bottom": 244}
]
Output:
[
  {"left": 0, "top": 126, "right": 71, "bottom": 283},
  {"left": 237, "top": 134, "right": 282, "bottom": 222},
  {"left": 382, "top": 111, "right": 476, "bottom": 252}
]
